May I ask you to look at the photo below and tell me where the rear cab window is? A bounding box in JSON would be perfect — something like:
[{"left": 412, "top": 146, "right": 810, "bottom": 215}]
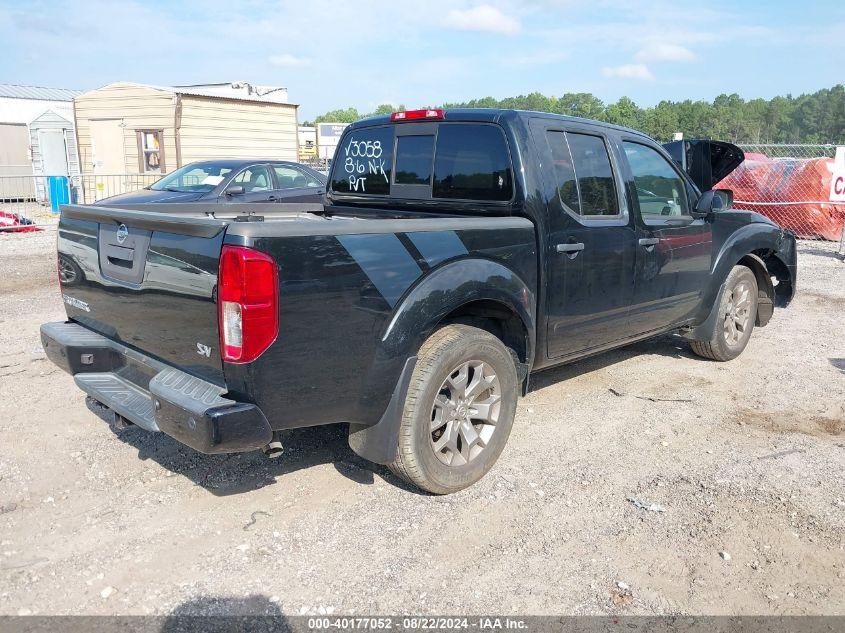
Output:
[
  {"left": 395, "top": 135, "right": 434, "bottom": 185},
  {"left": 329, "top": 121, "right": 513, "bottom": 204},
  {"left": 331, "top": 126, "right": 394, "bottom": 195}
]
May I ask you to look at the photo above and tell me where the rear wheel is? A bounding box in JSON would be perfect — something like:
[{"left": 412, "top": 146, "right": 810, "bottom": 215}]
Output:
[
  {"left": 690, "top": 265, "right": 758, "bottom": 361},
  {"left": 389, "top": 325, "right": 518, "bottom": 494}
]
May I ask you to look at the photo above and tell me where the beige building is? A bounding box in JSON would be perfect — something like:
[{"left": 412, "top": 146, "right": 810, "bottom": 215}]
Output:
[{"left": 73, "top": 82, "right": 299, "bottom": 182}]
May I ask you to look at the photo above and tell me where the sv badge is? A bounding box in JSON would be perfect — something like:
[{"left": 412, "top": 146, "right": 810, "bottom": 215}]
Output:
[{"left": 196, "top": 342, "right": 212, "bottom": 358}]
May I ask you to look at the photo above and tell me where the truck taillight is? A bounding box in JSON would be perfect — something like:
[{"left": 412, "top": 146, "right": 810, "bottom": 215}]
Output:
[{"left": 218, "top": 245, "right": 279, "bottom": 363}]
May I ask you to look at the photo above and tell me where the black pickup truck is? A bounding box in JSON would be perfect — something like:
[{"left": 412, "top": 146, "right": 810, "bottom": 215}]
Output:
[{"left": 42, "top": 108, "right": 797, "bottom": 494}]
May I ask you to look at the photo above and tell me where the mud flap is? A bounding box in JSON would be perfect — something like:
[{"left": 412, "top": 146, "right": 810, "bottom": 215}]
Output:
[
  {"left": 679, "top": 282, "right": 726, "bottom": 342},
  {"left": 347, "top": 357, "right": 417, "bottom": 465},
  {"left": 756, "top": 296, "right": 774, "bottom": 327}
]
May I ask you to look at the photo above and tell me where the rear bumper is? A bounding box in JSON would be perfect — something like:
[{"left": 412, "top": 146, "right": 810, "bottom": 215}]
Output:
[{"left": 40, "top": 322, "right": 272, "bottom": 454}]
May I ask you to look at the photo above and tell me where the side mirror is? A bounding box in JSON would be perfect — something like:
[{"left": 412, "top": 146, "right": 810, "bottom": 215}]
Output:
[
  {"left": 226, "top": 185, "right": 245, "bottom": 196},
  {"left": 692, "top": 188, "right": 733, "bottom": 218}
]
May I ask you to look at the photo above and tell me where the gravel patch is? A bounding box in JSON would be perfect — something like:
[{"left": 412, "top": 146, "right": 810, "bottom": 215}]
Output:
[{"left": 0, "top": 235, "right": 843, "bottom": 616}]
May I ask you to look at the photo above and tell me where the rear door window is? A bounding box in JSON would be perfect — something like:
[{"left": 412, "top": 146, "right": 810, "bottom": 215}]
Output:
[
  {"left": 330, "top": 126, "right": 393, "bottom": 195},
  {"left": 273, "top": 165, "right": 322, "bottom": 189},
  {"left": 566, "top": 133, "right": 619, "bottom": 217},
  {"left": 433, "top": 124, "right": 512, "bottom": 201},
  {"left": 545, "top": 131, "right": 581, "bottom": 214}
]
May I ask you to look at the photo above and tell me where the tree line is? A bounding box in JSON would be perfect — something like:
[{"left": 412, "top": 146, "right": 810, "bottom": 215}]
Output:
[{"left": 305, "top": 84, "right": 845, "bottom": 144}]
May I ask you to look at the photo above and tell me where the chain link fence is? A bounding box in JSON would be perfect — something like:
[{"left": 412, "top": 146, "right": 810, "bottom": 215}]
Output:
[
  {"left": 0, "top": 174, "right": 162, "bottom": 231},
  {"left": 298, "top": 156, "right": 332, "bottom": 173},
  {"left": 722, "top": 144, "right": 845, "bottom": 243}
]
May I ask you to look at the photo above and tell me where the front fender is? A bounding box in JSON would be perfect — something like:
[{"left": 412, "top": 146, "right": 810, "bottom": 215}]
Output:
[
  {"left": 701, "top": 222, "right": 788, "bottom": 318},
  {"left": 685, "top": 220, "right": 796, "bottom": 338}
]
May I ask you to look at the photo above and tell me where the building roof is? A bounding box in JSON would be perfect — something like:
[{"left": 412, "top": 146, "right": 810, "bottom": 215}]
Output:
[
  {"left": 79, "top": 81, "right": 295, "bottom": 106},
  {"left": 172, "top": 82, "right": 288, "bottom": 104},
  {"left": 0, "top": 84, "right": 82, "bottom": 101}
]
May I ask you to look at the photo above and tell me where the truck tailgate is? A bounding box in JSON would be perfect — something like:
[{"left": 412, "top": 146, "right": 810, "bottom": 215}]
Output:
[{"left": 57, "top": 205, "right": 230, "bottom": 385}]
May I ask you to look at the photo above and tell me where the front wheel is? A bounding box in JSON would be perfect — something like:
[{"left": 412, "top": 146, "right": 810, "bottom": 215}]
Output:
[
  {"left": 690, "top": 265, "right": 759, "bottom": 361},
  {"left": 389, "top": 325, "right": 518, "bottom": 494}
]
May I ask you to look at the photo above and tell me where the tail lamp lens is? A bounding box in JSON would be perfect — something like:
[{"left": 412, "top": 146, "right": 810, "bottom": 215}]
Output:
[{"left": 218, "top": 245, "right": 279, "bottom": 363}]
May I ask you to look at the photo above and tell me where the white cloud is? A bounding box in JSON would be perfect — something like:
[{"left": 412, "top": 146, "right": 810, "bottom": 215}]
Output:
[
  {"left": 442, "top": 5, "right": 520, "bottom": 35},
  {"left": 635, "top": 42, "right": 696, "bottom": 63},
  {"left": 268, "top": 53, "right": 310, "bottom": 67},
  {"left": 601, "top": 64, "right": 654, "bottom": 80}
]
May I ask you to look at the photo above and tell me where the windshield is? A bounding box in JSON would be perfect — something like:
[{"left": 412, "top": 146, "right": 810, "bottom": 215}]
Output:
[{"left": 149, "top": 163, "right": 235, "bottom": 193}]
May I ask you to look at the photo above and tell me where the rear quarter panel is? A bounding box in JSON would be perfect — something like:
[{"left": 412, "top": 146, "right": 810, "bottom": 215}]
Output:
[{"left": 223, "top": 215, "right": 537, "bottom": 430}]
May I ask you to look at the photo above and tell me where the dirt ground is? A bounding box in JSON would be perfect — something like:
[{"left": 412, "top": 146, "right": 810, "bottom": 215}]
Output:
[{"left": 0, "top": 230, "right": 843, "bottom": 617}]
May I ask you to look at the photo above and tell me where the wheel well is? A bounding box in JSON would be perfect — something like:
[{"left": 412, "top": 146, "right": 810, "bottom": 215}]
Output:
[
  {"left": 742, "top": 249, "right": 793, "bottom": 304},
  {"left": 738, "top": 250, "right": 790, "bottom": 327},
  {"left": 757, "top": 250, "right": 793, "bottom": 306},
  {"left": 437, "top": 300, "right": 530, "bottom": 379}
]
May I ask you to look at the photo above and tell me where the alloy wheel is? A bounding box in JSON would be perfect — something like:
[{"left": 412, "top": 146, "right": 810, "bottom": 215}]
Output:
[
  {"left": 430, "top": 360, "right": 501, "bottom": 466},
  {"left": 58, "top": 257, "right": 77, "bottom": 284},
  {"left": 723, "top": 280, "right": 752, "bottom": 346}
]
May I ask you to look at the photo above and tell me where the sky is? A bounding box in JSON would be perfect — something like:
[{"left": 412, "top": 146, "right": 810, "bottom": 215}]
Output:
[{"left": 1, "top": 0, "right": 843, "bottom": 120}]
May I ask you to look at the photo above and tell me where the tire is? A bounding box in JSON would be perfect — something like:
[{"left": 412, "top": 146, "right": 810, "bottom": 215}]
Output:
[
  {"left": 690, "top": 265, "right": 759, "bottom": 361},
  {"left": 389, "top": 324, "right": 518, "bottom": 494}
]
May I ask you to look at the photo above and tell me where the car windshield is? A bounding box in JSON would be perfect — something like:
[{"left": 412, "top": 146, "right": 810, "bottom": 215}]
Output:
[{"left": 149, "top": 163, "right": 235, "bottom": 193}]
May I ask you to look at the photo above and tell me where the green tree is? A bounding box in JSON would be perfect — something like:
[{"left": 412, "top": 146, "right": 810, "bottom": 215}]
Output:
[
  {"left": 308, "top": 84, "right": 845, "bottom": 143},
  {"left": 763, "top": 96, "right": 793, "bottom": 142},
  {"left": 641, "top": 100, "right": 681, "bottom": 141},
  {"left": 371, "top": 104, "right": 404, "bottom": 116},
  {"left": 604, "top": 96, "right": 642, "bottom": 129},
  {"left": 314, "top": 107, "right": 362, "bottom": 124},
  {"left": 554, "top": 93, "right": 605, "bottom": 120}
]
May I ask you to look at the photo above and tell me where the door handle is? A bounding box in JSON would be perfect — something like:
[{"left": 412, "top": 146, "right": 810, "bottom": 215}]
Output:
[
  {"left": 556, "top": 242, "right": 585, "bottom": 257},
  {"left": 638, "top": 238, "right": 659, "bottom": 251}
]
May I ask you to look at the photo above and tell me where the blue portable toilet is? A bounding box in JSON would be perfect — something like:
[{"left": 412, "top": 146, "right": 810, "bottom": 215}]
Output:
[{"left": 48, "top": 176, "right": 70, "bottom": 213}]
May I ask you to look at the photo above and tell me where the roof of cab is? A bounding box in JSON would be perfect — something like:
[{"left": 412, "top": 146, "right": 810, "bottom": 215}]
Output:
[{"left": 347, "top": 108, "right": 654, "bottom": 141}]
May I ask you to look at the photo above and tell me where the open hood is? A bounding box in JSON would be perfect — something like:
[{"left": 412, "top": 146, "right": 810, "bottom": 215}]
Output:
[{"left": 663, "top": 139, "right": 745, "bottom": 192}]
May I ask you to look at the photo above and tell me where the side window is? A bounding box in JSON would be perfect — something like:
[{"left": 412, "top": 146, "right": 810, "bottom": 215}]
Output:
[
  {"left": 545, "top": 131, "right": 581, "bottom": 214},
  {"left": 623, "top": 141, "right": 689, "bottom": 219},
  {"left": 273, "top": 165, "right": 321, "bottom": 189},
  {"left": 394, "top": 135, "right": 434, "bottom": 185},
  {"left": 566, "top": 133, "right": 619, "bottom": 216},
  {"left": 433, "top": 124, "right": 512, "bottom": 201},
  {"left": 233, "top": 166, "right": 272, "bottom": 192}
]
